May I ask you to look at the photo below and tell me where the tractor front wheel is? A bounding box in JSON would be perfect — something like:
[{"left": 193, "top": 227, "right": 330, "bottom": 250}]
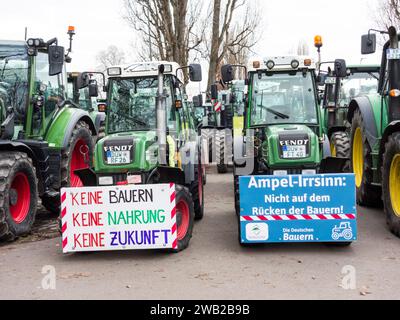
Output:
[
  {"left": 382, "top": 132, "right": 400, "bottom": 238},
  {"left": 0, "top": 152, "right": 38, "bottom": 241},
  {"left": 42, "top": 121, "right": 94, "bottom": 214},
  {"left": 189, "top": 164, "right": 205, "bottom": 221},
  {"left": 172, "top": 185, "right": 195, "bottom": 253},
  {"left": 330, "top": 132, "right": 350, "bottom": 159},
  {"left": 350, "top": 110, "right": 382, "bottom": 207}
]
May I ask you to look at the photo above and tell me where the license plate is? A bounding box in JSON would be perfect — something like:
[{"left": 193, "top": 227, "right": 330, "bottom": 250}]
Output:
[
  {"left": 282, "top": 146, "right": 307, "bottom": 159},
  {"left": 106, "top": 151, "right": 131, "bottom": 165}
]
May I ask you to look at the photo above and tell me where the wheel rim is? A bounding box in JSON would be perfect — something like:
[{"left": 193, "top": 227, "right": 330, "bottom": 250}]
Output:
[
  {"left": 176, "top": 200, "right": 190, "bottom": 241},
  {"left": 353, "top": 128, "right": 364, "bottom": 188},
  {"left": 10, "top": 172, "right": 31, "bottom": 224},
  {"left": 330, "top": 141, "right": 337, "bottom": 157},
  {"left": 70, "top": 139, "right": 89, "bottom": 188},
  {"left": 390, "top": 154, "right": 400, "bottom": 217}
]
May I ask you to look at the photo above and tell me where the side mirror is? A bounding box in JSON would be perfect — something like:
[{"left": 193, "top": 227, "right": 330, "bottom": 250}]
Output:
[
  {"left": 221, "top": 64, "right": 234, "bottom": 83},
  {"left": 210, "top": 84, "right": 218, "bottom": 100},
  {"left": 88, "top": 80, "right": 99, "bottom": 98},
  {"left": 361, "top": 34, "right": 376, "bottom": 55},
  {"left": 334, "top": 59, "right": 347, "bottom": 78},
  {"left": 48, "top": 45, "right": 65, "bottom": 76},
  {"left": 77, "top": 73, "right": 90, "bottom": 89},
  {"left": 193, "top": 95, "right": 200, "bottom": 108},
  {"left": 189, "top": 64, "right": 202, "bottom": 82}
]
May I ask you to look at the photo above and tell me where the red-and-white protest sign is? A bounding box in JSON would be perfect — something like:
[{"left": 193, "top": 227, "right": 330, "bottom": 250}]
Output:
[{"left": 60, "top": 183, "right": 177, "bottom": 253}]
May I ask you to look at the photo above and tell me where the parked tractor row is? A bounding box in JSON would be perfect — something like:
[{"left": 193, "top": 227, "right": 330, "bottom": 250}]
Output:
[{"left": 1, "top": 24, "right": 399, "bottom": 251}]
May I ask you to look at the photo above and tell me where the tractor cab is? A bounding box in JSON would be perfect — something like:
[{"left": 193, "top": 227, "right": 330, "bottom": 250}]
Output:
[
  {"left": 221, "top": 56, "right": 335, "bottom": 175},
  {"left": 85, "top": 61, "right": 203, "bottom": 186}
]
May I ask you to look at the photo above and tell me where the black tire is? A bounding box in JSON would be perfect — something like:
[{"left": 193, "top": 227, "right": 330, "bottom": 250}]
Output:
[
  {"left": 0, "top": 152, "right": 38, "bottom": 241},
  {"left": 189, "top": 164, "right": 205, "bottom": 221},
  {"left": 350, "top": 109, "right": 382, "bottom": 207},
  {"left": 216, "top": 130, "right": 228, "bottom": 174},
  {"left": 172, "top": 185, "right": 195, "bottom": 253},
  {"left": 234, "top": 174, "right": 240, "bottom": 216},
  {"left": 382, "top": 132, "right": 400, "bottom": 237},
  {"left": 331, "top": 132, "right": 351, "bottom": 158},
  {"left": 42, "top": 121, "right": 94, "bottom": 214}
]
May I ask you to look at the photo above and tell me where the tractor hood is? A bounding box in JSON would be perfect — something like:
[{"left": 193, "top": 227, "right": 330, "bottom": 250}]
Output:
[
  {"left": 261, "top": 125, "right": 321, "bottom": 168},
  {"left": 94, "top": 131, "right": 158, "bottom": 173}
]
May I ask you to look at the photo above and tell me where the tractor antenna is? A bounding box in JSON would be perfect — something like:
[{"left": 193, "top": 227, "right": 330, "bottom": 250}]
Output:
[{"left": 24, "top": 27, "right": 28, "bottom": 41}]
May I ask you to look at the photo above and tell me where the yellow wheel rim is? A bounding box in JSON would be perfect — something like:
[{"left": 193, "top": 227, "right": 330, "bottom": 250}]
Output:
[
  {"left": 353, "top": 128, "right": 364, "bottom": 188},
  {"left": 390, "top": 154, "right": 400, "bottom": 217},
  {"left": 330, "top": 142, "right": 337, "bottom": 157}
]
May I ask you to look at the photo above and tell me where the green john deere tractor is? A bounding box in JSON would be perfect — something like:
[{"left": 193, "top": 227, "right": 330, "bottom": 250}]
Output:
[
  {"left": 76, "top": 61, "right": 205, "bottom": 252},
  {"left": 0, "top": 28, "right": 98, "bottom": 241},
  {"left": 221, "top": 56, "right": 349, "bottom": 217},
  {"left": 348, "top": 26, "right": 400, "bottom": 237},
  {"left": 322, "top": 63, "right": 380, "bottom": 159}
]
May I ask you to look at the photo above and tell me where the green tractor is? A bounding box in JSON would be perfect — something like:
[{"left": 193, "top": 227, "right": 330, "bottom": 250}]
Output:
[
  {"left": 220, "top": 56, "right": 349, "bottom": 218},
  {"left": 348, "top": 26, "right": 400, "bottom": 236},
  {"left": 322, "top": 63, "right": 380, "bottom": 159},
  {"left": 76, "top": 61, "right": 205, "bottom": 252},
  {"left": 0, "top": 28, "right": 98, "bottom": 241},
  {"left": 67, "top": 71, "right": 107, "bottom": 140}
]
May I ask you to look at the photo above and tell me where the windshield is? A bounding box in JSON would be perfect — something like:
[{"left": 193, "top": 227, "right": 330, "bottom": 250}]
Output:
[
  {"left": 108, "top": 76, "right": 172, "bottom": 133},
  {"left": 0, "top": 44, "right": 28, "bottom": 121},
  {"left": 339, "top": 71, "right": 379, "bottom": 106},
  {"left": 251, "top": 71, "right": 318, "bottom": 126}
]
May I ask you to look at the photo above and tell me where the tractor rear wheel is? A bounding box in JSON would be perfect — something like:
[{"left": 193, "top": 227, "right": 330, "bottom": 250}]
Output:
[
  {"left": 189, "top": 164, "right": 205, "bottom": 221},
  {"left": 216, "top": 130, "right": 228, "bottom": 174},
  {"left": 172, "top": 185, "right": 195, "bottom": 253},
  {"left": 42, "top": 121, "right": 94, "bottom": 214},
  {"left": 330, "top": 132, "right": 350, "bottom": 158},
  {"left": 0, "top": 152, "right": 38, "bottom": 241},
  {"left": 350, "top": 109, "right": 382, "bottom": 207},
  {"left": 382, "top": 132, "right": 400, "bottom": 237}
]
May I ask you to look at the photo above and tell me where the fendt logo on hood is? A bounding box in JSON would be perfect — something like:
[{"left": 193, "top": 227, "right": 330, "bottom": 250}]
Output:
[
  {"left": 279, "top": 139, "right": 309, "bottom": 147},
  {"left": 103, "top": 145, "right": 134, "bottom": 152}
]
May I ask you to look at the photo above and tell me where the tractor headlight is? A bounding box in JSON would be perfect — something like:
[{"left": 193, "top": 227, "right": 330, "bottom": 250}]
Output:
[
  {"left": 107, "top": 67, "right": 122, "bottom": 76},
  {"left": 291, "top": 60, "right": 300, "bottom": 69},
  {"left": 266, "top": 60, "right": 275, "bottom": 70}
]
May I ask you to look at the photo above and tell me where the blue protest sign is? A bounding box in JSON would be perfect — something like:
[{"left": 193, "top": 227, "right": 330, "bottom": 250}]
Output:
[{"left": 239, "top": 174, "right": 357, "bottom": 244}]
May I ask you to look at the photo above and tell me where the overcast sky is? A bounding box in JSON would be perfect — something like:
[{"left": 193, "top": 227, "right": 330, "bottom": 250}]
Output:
[{"left": 2, "top": 0, "right": 383, "bottom": 91}]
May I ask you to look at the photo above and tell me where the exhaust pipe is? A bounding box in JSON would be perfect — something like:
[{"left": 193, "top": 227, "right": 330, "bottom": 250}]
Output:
[
  {"left": 388, "top": 26, "right": 400, "bottom": 122},
  {"left": 157, "top": 64, "right": 167, "bottom": 165}
]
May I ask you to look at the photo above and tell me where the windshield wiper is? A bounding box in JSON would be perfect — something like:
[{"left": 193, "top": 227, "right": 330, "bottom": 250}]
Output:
[
  {"left": 0, "top": 53, "right": 26, "bottom": 80},
  {"left": 258, "top": 104, "right": 290, "bottom": 119},
  {"left": 116, "top": 112, "right": 147, "bottom": 128}
]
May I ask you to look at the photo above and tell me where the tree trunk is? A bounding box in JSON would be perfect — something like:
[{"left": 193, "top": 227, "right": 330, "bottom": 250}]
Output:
[{"left": 208, "top": 0, "right": 221, "bottom": 90}]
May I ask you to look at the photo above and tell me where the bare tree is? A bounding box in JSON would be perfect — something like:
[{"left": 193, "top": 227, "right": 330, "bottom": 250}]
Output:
[
  {"left": 96, "top": 45, "right": 126, "bottom": 71},
  {"left": 207, "top": 0, "right": 261, "bottom": 89},
  {"left": 375, "top": 0, "right": 400, "bottom": 30},
  {"left": 123, "top": 0, "right": 204, "bottom": 81}
]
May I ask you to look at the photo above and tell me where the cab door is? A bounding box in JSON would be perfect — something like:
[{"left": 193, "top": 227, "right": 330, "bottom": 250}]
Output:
[{"left": 29, "top": 52, "right": 66, "bottom": 137}]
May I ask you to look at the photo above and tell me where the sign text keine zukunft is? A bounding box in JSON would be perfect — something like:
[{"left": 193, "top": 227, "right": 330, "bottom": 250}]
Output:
[{"left": 60, "top": 184, "right": 177, "bottom": 253}]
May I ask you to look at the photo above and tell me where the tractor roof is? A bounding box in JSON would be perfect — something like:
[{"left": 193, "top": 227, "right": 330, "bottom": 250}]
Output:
[
  {"left": 107, "top": 61, "right": 184, "bottom": 83},
  {"left": 249, "top": 56, "right": 317, "bottom": 72}
]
